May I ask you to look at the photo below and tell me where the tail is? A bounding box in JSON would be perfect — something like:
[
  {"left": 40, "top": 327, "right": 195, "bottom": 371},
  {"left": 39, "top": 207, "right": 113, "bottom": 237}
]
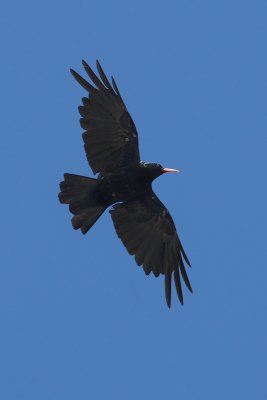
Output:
[{"left": 58, "top": 173, "right": 106, "bottom": 234}]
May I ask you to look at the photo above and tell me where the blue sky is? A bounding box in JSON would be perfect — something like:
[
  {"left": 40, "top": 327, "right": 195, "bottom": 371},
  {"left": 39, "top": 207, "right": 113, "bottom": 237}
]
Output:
[{"left": 1, "top": 1, "right": 267, "bottom": 399}]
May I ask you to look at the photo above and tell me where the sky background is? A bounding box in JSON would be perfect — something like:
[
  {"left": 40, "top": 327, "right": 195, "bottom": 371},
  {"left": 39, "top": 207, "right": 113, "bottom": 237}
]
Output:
[{"left": 1, "top": 1, "right": 267, "bottom": 399}]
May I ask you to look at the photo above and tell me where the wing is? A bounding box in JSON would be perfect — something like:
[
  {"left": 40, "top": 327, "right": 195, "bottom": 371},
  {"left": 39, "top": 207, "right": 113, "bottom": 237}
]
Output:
[
  {"left": 110, "top": 192, "right": 192, "bottom": 307},
  {"left": 70, "top": 60, "right": 140, "bottom": 174}
]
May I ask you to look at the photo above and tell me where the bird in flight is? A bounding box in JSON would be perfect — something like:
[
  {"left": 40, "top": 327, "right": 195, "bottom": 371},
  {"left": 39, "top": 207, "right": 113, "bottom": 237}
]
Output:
[{"left": 58, "top": 60, "right": 192, "bottom": 307}]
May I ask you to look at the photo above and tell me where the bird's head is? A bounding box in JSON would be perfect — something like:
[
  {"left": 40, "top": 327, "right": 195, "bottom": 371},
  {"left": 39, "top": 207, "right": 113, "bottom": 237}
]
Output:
[{"left": 141, "top": 162, "right": 179, "bottom": 182}]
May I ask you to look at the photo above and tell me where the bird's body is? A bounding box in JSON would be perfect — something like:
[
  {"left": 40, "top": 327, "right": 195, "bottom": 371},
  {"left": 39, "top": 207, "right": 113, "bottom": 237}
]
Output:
[
  {"left": 59, "top": 60, "right": 192, "bottom": 307},
  {"left": 97, "top": 162, "right": 163, "bottom": 205}
]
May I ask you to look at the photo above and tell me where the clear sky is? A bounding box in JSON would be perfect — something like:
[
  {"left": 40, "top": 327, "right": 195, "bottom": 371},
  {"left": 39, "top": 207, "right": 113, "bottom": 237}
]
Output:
[{"left": 1, "top": 1, "right": 267, "bottom": 399}]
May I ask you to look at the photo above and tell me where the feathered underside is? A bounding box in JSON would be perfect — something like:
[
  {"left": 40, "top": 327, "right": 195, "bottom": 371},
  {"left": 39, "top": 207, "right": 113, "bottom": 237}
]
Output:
[
  {"left": 110, "top": 191, "right": 192, "bottom": 307},
  {"left": 64, "top": 60, "right": 192, "bottom": 307},
  {"left": 70, "top": 60, "right": 140, "bottom": 175}
]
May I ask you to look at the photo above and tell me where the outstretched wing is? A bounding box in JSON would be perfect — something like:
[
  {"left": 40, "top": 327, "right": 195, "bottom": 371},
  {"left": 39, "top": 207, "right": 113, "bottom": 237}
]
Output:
[
  {"left": 70, "top": 60, "right": 140, "bottom": 174},
  {"left": 110, "top": 192, "right": 192, "bottom": 307}
]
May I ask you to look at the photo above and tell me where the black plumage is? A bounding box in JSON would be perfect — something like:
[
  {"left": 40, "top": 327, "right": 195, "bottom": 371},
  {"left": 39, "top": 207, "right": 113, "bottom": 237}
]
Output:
[{"left": 58, "top": 60, "right": 192, "bottom": 307}]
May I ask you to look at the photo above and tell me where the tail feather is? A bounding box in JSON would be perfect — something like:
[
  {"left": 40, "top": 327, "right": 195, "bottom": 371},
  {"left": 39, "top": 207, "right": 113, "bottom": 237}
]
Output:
[
  {"left": 58, "top": 173, "right": 106, "bottom": 234},
  {"left": 71, "top": 207, "right": 105, "bottom": 234}
]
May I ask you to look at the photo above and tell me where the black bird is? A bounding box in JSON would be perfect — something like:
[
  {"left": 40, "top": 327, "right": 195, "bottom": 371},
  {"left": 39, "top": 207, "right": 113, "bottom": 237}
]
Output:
[{"left": 58, "top": 60, "right": 192, "bottom": 307}]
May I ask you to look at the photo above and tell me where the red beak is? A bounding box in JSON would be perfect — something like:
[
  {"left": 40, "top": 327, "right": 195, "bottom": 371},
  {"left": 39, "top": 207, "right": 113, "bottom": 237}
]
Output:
[{"left": 162, "top": 168, "right": 180, "bottom": 173}]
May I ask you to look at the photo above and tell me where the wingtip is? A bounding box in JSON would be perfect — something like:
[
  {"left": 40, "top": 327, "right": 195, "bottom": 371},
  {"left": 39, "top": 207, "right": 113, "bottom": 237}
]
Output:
[
  {"left": 167, "top": 296, "right": 184, "bottom": 307},
  {"left": 165, "top": 272, "right": 172, "bottom": 309},
  {"left": 70, "top": 68, "right": 79, "bottom": 80},
  {"left": 165, "top": 294, "right": 171, "bottom": 308},
  {"left": 186, "top": 278, "right": 193, "bottom": 293},
  {"left": 183, "top": 253, "right": 191, "bottom": 268}
]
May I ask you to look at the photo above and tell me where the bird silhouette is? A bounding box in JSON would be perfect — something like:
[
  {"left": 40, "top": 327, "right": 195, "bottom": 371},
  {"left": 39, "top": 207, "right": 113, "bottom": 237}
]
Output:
[{"left": 58, "top": 60, "right": 192, "bottom": 307}]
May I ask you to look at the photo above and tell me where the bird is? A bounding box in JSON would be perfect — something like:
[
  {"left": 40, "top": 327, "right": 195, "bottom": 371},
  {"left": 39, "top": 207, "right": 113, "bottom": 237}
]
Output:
[{"left": 58, "top": 59, "right": 192, "bottom": 307}]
